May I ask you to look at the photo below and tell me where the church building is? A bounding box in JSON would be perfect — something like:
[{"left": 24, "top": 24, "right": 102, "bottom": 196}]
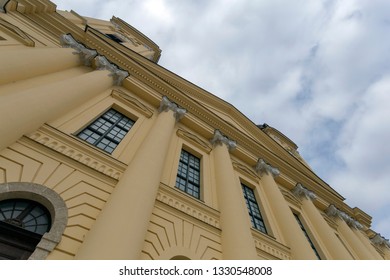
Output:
[{"left": 0, "top": 0, "right": 389, "bottom": 260}]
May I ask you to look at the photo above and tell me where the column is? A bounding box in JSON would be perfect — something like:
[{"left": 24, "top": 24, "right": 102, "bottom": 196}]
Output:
[
  {"left": 0, "top": 34, "right": 129, "bottom": 152},
  {"left": 75, "top": 96, "right": 186, "bottom": 260},
  {"left": 292, "top": 184, "right": 353, "bottom": 259},
  {"left": 0, "top": 34, "right": 99, "bottom": 86},
  {"left": 0, "top": 48, "right": 82, "bottom": 85},
  {"left": 326, "top": 205, "right": 376, "bottom": 259},
  {"left": 211, "top": 130, "right": 258, "bottom": 259},
  {"left": 0, "top": 68, "right": 114, "bottom": 152},
  {"left": 371, "top": 234, "right": 390, "bottom": 260},
  {"left": 254, "top": 159, "right": 317, "bottom": 259},
  {"left": 353, "top": 228, "right": 383, "bottom": 259}
]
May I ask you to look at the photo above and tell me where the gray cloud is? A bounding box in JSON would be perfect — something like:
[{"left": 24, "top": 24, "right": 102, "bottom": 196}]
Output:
[{"left": 55, "top": 0, "right": 390, "bottom": 239}]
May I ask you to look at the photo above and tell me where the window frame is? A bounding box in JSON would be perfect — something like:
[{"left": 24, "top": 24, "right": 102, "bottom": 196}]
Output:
[
  {"left": 241, "top": 183, "right": 268, "bottom": 234},
  {"left": 76, "top": 107, "right": 135, "bottom": 154},
  {"left": 175, "top": 149, "right": 201, "bottom": 199}
]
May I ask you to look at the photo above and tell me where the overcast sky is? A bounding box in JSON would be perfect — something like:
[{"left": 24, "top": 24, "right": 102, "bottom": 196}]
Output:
[{"left": 54, "top": 0, "right": 390, "bottom": 241}]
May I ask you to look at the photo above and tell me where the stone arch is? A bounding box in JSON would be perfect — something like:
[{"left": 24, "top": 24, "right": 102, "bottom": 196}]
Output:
[
  {"left": 157, "top": 246, "right": 200, "bottom": 260},
  {"left": 170, "top": 255, "right": 191, "bottom": 260},
  {"left": 0, "top": 182, "right": 68, "bottom": 259}
]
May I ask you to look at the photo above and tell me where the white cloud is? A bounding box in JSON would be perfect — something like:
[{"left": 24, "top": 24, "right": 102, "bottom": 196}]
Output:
[{"left": 331, "top": 75, "right": 390, "bottom": 211}]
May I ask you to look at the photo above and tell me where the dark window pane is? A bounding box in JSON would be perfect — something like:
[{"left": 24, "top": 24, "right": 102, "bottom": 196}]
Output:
[
  {"left": 77, "top": 109, "right": 135, "bottom": 153},
  {"left": 175, "top": 150, "right": 201, "bottom": 199},
  {"left": 0, "top": 199, "right": 51, "bottom": 235},
  {"left": 241, "top": 184, "right": 267, "bottom": 234}
]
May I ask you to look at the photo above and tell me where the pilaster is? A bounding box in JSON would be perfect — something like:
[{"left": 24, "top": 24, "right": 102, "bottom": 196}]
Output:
[
  {"left": 326, "top": 205, "right": 376, "bottom": 259},
  {"left": 211, "top": 130, "right": 258, "bottom": 259},
  {"left": 0, "top": 48, "right": 81, "bottom": 85},
  {"left": 254, "top": 159, "right": 317, "bottom": 259},
  {"left": 75, "top": 96, "right": 186, "bottom": 259},
  {"left": 0, "top": 34, "right": 129, "bottom": 152},
  {"left": 61, "top": 34, "right": 129, "bottom": 85},
  {"left": 292, "top": 184, "right": 353, "bottom": 259},
  {"left": 371, "top": 234, "right": 390, "bottom": 259}
]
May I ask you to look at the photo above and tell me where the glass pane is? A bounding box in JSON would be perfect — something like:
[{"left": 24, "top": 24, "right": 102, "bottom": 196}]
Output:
[
  {"left": 77, "top": 109, "right": 135, "bottom": 153},
  {"left": 175, "top": 150, "right": 201, "bottom": 199},
  {"left": 0, "top": 199, "right": 51, "bottom": 235},
  {"left": 242, "top": 184, "right": 267, "bottom": 234}
]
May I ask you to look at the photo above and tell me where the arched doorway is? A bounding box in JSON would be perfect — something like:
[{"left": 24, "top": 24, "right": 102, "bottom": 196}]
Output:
[
  {"left": 0, "top": 182, "right": 68, "bottom": 260},
  {"left": 0, "top": 199, "right": 51, "bottom": 259}
]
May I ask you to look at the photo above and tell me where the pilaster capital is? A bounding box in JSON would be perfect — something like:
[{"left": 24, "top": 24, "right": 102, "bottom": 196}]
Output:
[
  {"left": 326, "top": 204, "right": 363, "bottom": 230},
  {"left": 158, "top": 96, "right": 186, "bottom": 121},
  {"left": 254, "top": 158, "right": 280, "bottom": 177},
  {"left": 210, "top": 129, "right": 237, "bottom": 151},
  {"left": 60, "top": 34, "right": 129, "bottom": 85},
  {"left": 292, "top": 183, "right": 316, "bottom": 200},
  {"left": 94, "top": 56, "right": 129, "bottom": 86},
  {"left": 371, "top": 234, "right": 390, "bottom": 249},
  {"left": 60, "top": 34, "right": 97, "bottom": 66}
]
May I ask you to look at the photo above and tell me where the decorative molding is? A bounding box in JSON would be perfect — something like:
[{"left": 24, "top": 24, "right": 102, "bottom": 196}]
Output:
[
  {"left": 209, "top": 129, "right": 237, "bottom": 151},
  {"left": 111, "top": 89, "right": 154, "bottom": 118},
  {"left": 279, "top": 187, "right": 302, "bottom": 208},
  {"left": 26, "top": 125, "right": 126, "bottom": 180},
  {"left": 109, "top": 16, "right": 159, "bottom": 61},
  {"left": 176, "top": 128, "right": 212, "bottom": 154},
  {"left": 251, "top": 229, "right": 290, "bottom": 260},
  {"left": 326, "top": 204, "right": 364, "bottom": 230},
  {"left": 286, "top": 146, "right": 304, "bottom": 161},
  {"left": 156, "top": 183, "right": 220, "bottom": 229},
  {"left": 232, "top": 160, "right": 260, "bottom": 182},
  {"left": 254, "top": 158, "right": 280, "bottom": 177},
  {"left": 109, "top": 19, "right": 139, "bottom": 47},
  {"left": 60, "top": 33, "right": 97, "bottom": 66},
  {"left": 4, "top": 0, "right": 56, "bottom": 13},
  {"left": 94, "top": 55, "right": 129, "bottom": 86},
  {"left": 322, "top": 211, "right": 338, "bottom": 230},
  {"left": 292, "top": 183, "right": 316, "bottom": 201},
  {"left": 0, "top": 182, "right": 68, "bottom": 260},
  {"left": 60, "top": 34, "right": 129, "bottom": 85},
  {"left": 0, "top": 18, "right": 35, "bottom": 46},
  {"left": 371, "top": 234, "right": 390, "bottom": 249},
  {"left": 158, "top": 96, "right": 186, "bottom": 121}
]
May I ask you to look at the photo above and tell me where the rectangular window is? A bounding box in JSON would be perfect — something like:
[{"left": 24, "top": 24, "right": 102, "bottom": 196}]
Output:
[
  {"left": 175, "top": 150, "right": 201, "bottom": 199},
  {"left": 242, "top": 184, "right": 267, "bottom": 234},
  {"left": 293, "top": 213, "right": 321, "bottom": 259},
  {"left": 77, "top": 108, "right": 135, "bottom": 154},
  {"left": 105, "top": 33, "right": 124, "bottom": 43}
]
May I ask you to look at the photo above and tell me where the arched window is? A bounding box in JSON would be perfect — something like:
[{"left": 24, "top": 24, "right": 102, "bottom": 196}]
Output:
[
  {"left": 0, "top": 182, "right": 68, "bottom": 260},
  {"left": 0, "top": 199, "right": 51, "bottom": 259}
]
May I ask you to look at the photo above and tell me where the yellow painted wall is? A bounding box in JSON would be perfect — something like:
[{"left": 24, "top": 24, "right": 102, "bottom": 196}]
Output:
[{"left": 0, "top": 0, "right": 388, "bottom": 260}]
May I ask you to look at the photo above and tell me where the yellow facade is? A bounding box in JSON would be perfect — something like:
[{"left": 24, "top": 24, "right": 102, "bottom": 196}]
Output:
[{"left": 0, "top": 0, "right": 389, "bottom": 260}]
